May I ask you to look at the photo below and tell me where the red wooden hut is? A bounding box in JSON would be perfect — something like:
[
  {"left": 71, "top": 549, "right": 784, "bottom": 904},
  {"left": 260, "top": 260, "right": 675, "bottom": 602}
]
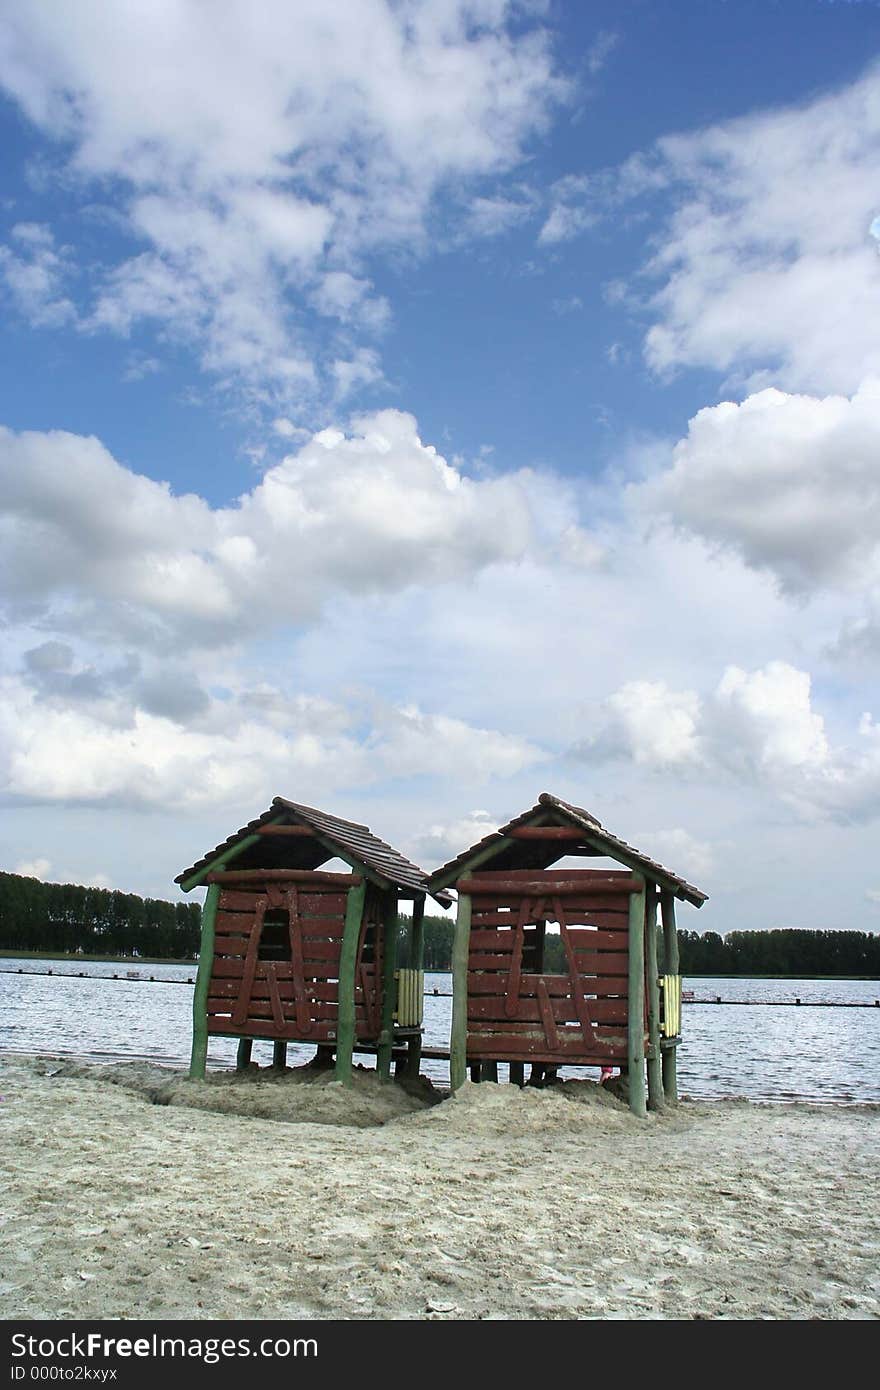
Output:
[
  {"left": 176, "top": 797, "right": 448, "bottom": 1084},
  {"left": 427, "top": 792, "right": 707, "bottom": 1116}
]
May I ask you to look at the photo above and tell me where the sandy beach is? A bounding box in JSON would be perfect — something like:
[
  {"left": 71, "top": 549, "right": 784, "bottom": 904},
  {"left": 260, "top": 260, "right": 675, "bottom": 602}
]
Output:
[{"left": 1, "top": 1056, "right": 878, "bottom": 1321}]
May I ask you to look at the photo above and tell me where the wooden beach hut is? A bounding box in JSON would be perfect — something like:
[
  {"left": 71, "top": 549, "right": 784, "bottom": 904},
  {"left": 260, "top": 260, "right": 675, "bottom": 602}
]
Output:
[
  {"left": 176, "top": 798, "right": 448, "bottom": 1085},
  {"left": 427, "top": 792, "right": 707, "bottom": 1117}
]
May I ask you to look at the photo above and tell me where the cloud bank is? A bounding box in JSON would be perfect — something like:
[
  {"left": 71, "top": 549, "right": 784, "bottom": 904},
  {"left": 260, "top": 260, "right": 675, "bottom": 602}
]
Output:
[
  {"left": 0, "top": 409, "right": 578, "bottom": 647},
  {"left": 0, "top": 1, "right": 565, "bottom": 405}
]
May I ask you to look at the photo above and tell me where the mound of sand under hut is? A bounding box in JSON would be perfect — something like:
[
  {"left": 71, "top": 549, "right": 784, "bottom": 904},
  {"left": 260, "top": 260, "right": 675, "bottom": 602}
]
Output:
[{"left": 1, "top": 1056, "right": 878, "bottom": 1320}]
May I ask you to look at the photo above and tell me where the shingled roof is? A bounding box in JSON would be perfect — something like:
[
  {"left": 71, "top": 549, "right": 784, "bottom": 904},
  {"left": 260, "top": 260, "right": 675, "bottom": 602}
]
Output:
[
  {"left": 427, "top": 791, "right": 707, "bottom": 908},
  {"left": 176, "top": 796, "right": 450, "bottom": 904}
]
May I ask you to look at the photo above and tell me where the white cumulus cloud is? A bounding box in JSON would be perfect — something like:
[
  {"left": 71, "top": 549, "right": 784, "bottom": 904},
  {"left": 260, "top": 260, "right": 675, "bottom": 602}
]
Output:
[
  {"left": 581, "top": 659, "right": 880, "bottom": 824},
  {"left": 0, "top": 1, "right": 565, "bottom": 404},
  {"left": 640, "top": 63, "right": 880, "bottom": 394},
  {"left": 0, "top": 671, "right": 545, "bottom": 814},
  {"left": 591, "top": 679, "right": 702, "bottom": 768},
  {"left": 0, "top": 409, "right": 571, "bottom": 647},
  {"left": 637, "top": 380, "right": 880, "bottom": 597}
]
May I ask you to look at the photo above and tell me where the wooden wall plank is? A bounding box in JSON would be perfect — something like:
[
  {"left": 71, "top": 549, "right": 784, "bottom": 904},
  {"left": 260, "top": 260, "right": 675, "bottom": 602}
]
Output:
[
  {"left": 467, "top": 972, "right": 627, "bottom": 998},
  {"left": 460, "top": 872, "right": 638, "bottom": 896},
  {"left": 209, "top": 868, "right": 361, "bottom": 885},
  {"left": 208, "top": 998, "right": 339, "bottom": 1022},
  {"left": 209, "top": 977, "right": 342, "bottom": 1003},
  {"left": 217, "top": 893, "right": 347, "bottom": 917},
  {"left": 468, "top": 996, "right": 628, "bottom": 1024},
  {"left": 465, "top": 1035, "right": 627, "bottom": 1059},
  {"left": 207, "top": 1018, "right": 338, "bottom": 1041},
  {"left": 465, "top": 868, "right": 636, "bottom": 882},
  {"left": 472, "top": 901, "right": 630, "bottom": 922}
]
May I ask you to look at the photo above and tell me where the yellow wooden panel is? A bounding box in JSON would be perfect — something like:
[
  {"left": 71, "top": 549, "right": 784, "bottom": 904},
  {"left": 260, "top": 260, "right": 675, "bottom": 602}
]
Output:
[
  {"left": 394, "top": 969, "right": 424, "bottom": 1027},
  {"left": 662, "top": 974, "right": 681, "bottom": 1037}
]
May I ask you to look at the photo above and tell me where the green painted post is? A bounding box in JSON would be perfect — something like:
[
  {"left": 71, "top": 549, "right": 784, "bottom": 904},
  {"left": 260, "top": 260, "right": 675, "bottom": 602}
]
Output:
[
  {"left": 189, "top": 883, "right": 219, "bottom": 1079},
  {"left": 236, "top": 1038, "right": 252, "bottom": 1072},
  {"left": 661, "top": 890, "right": 679, "bottom": 1103},
  {"left": 335, "top": 880, "right": 366, "bottom": 1085},
  {"left": 450, "top": 891, "right": 472, "bottom": 1091},
  {"left": 404, "top": 896, "right": 426, "bottom": 1079},
  {"left": 645, "top": 884, "right": 664, "bottom": 1112},
  {"left": 377, "top": 890, "right": 400, "bottom": 1081},
  {"left": 627, "top": 878, "right": 647, "bottom": 1118},
  {"left": 410, "top": 895, "right": 425, "bottom": 972}
]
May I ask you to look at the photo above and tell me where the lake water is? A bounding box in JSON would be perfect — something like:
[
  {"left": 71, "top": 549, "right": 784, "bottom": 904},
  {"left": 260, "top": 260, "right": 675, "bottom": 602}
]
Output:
[{"left": 2, "top": 959, "right": 879, "bottom": 1104}]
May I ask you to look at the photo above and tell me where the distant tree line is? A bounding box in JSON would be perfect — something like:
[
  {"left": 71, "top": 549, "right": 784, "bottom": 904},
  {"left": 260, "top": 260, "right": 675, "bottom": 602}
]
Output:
[
  {"left": 400, "top": 914, "right": 880, "bottom": 978},
  {"left": 0, "top": 871, "right": 201, "bottom": 958},
  {"left": 397, "top": 913, "right": 454, "bottom": 969},
  {"left": 674, "top": 928, "right": 880, "bottom": 977},
  {"left": 5, "top": 877, "right": 878, "bottom": 976}
]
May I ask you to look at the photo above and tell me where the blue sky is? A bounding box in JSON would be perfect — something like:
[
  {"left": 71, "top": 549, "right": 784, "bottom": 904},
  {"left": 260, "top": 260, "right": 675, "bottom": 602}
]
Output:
[{"left": 2, "top": 0, "right": 880, "bottom": 934}]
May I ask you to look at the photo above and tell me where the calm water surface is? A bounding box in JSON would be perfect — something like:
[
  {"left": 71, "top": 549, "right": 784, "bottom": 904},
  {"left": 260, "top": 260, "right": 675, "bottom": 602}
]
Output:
[{"left": 2, "top": 960, "right": 878, "bottom": 1104}]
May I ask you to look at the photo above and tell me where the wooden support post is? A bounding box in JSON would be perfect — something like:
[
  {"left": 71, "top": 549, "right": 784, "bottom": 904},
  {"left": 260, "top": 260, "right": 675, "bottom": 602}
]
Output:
[
  {"left": 661, "top": 890, "right": 680, "bottom": 1103},
  {"left": 410, "top": 893, "right": 425, "bottom": 969},
  {"left": 469, "top": 1063, "right": 480, "bottom": 1083},
  {"left": 377, "top": 890, "right": 400, "bottom": 1082},
  {"left": 450, "top": 891, "right": 472, "bottom": 1091},
  {"left": 236, "top": 1038, "right": 252, "bottom": 1072},
  {"left": 509, "top": 1061, "right": 525, "bottom": 1087},
  {"left": 272, "top": 1041, "right": 287, "bottom": 1070},
  {"left": 189, "top": 883, "right": 219, "bottom": 1080},
  {"left": 645, "top": 884, "right": 664, "bottom": 1112},
  {"left": 404, "top": 896, "right": 425, "bottom": 1080},
  {"left": 481, "top": 1061, "right": 499, "bottom": 1083},
  {"left": 627, "top": 878, "right": 647, "bottom": 1118},
  {"left": 335, "top": 880, "right": 366, "bottom": 1086}
]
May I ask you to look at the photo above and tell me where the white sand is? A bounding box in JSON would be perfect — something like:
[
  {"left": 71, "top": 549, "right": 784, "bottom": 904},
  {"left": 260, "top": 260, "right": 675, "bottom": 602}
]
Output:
[{"left": 1, "top": 1056, "right": 878, "bottom": 1320}]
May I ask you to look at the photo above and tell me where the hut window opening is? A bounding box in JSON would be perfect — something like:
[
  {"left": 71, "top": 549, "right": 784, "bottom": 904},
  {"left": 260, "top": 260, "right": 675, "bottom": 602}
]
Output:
[
  {"left": 360, "top": 917, "right": 377, "bottom": 965},
  {"left": 537, "top": 919, "right": 569, "bottom": 975},
  {"left": 520, "top": 922, "right": 544, "bottom": 972},
  {"left": 259, "top": 909, "right": 292, "bottom": 962}
]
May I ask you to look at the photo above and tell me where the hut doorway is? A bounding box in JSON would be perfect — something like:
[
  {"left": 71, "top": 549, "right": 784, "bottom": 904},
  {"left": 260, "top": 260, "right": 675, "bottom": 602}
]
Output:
[{"left": 258, "top": 907, "right": 293, "bottom": 962}]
